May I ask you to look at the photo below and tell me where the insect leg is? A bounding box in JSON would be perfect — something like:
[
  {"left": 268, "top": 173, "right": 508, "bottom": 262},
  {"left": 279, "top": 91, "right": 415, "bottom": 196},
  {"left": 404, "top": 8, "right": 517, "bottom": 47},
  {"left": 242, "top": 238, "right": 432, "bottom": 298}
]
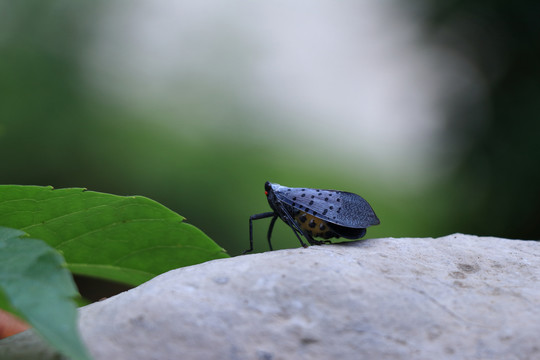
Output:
[
  {"left": 276, "top": 204, "right": 308, "bottom": 248},
  {"left": 244, "top": 212, "right": 275, "bottom": 254},
  {"left": 266, "top": 214, "right": 278, "bottom": 251},
  {"left": 290, "top": 228, "right": 309, "bottom": 248},
  {"left": 305, "top": 233, "right": 325, "bottom": 246}
]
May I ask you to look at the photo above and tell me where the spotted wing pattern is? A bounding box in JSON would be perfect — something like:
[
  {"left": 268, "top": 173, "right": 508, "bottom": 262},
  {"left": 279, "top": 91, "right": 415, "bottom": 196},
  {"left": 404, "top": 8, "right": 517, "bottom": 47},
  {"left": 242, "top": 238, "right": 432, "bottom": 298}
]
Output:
[{"left": 272, "top": 184, "right": 379, "bottom": 229}]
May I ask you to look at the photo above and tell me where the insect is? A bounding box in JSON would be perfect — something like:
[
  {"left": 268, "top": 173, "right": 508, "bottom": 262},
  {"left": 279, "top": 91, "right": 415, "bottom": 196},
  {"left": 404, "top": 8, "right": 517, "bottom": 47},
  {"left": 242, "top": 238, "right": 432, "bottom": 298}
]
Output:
[{"left": 243, "top": 181, "right": 380, "bottom": 253}]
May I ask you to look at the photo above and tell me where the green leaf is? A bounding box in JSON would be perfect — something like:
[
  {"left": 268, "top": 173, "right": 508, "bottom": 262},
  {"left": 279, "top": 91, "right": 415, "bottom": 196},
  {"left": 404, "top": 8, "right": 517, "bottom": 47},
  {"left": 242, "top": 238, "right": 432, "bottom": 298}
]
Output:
[
  {"left": 0, "top": 185, "right": 228, "bottom": 286},
  {"left": 0, "top": 226, "right": 91, "bottom": 360}
]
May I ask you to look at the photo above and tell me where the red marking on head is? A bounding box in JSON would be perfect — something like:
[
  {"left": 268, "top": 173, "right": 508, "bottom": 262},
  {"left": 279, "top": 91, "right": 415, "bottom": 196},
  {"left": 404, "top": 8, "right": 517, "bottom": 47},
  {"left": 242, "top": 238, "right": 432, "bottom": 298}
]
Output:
[{"left": 265, "top": 191, "right": 268, "bottom": 196}]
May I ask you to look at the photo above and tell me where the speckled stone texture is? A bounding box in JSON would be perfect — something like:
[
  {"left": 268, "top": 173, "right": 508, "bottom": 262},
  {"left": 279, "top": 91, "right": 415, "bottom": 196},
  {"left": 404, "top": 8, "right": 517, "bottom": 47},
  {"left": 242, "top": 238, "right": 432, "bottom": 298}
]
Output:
[{"left": 1, "top": 234, "right": 539, "bottom": 360}]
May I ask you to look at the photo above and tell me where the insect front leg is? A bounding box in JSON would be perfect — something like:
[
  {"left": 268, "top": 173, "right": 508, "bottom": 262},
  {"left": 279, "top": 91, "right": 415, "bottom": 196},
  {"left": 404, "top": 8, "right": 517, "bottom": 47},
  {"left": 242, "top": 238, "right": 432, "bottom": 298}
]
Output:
[{"left": 244, "top": 212, "right": 275, "bottom": 254}]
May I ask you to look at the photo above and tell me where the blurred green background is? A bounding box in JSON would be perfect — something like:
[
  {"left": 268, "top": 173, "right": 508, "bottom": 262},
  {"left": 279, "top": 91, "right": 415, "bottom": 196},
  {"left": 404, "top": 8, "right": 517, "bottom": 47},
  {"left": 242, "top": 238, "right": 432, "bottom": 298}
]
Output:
[{"left": 1, "top": 1, "right": 539, "bottom": 257}]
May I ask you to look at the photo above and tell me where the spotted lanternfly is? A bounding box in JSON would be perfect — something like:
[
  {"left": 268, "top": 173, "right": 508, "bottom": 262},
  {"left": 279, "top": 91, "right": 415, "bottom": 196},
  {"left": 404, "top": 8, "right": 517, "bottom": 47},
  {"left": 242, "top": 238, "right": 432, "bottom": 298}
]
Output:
[{"left": 243, "top": 181, "right": 380, "bottom": 253}]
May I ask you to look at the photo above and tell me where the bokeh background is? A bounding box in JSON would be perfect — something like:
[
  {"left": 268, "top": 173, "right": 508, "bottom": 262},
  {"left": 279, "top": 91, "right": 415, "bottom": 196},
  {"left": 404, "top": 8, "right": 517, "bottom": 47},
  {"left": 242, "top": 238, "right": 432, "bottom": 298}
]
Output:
[{"left": 1, "top": 1, "right": 539, "bottom": 256}]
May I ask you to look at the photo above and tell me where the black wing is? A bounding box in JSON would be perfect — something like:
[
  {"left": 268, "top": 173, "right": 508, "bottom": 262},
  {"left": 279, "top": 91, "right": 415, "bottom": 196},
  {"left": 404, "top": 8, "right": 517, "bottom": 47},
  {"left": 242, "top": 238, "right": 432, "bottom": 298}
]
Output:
[{"left": 273, "top": 185, "right": 379, "bottom": 229}]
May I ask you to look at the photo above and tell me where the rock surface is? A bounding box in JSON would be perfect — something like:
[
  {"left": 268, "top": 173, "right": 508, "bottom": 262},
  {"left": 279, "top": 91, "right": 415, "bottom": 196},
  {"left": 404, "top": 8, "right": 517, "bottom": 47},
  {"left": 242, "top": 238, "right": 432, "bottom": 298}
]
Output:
[{"left": 1, "top": 234, "right": 539, "bottom": 360}]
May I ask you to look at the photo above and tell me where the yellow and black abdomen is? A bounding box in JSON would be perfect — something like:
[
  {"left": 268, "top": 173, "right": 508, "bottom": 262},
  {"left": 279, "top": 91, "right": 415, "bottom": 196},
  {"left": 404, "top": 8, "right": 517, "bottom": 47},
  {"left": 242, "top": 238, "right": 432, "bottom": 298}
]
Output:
[
  {"left": 294, "top": 209, "right": 367, "bottom": 240},
  {"left": 294, "top": 211, "right": 336, "bottom": 240}
]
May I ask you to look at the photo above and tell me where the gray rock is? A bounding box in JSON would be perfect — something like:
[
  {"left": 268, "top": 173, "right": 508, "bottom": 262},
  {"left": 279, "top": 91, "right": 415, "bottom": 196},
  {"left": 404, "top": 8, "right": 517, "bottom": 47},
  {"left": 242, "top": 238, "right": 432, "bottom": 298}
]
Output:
[{"left": 1, "top": 234, "right": 539, "bottom": 359}]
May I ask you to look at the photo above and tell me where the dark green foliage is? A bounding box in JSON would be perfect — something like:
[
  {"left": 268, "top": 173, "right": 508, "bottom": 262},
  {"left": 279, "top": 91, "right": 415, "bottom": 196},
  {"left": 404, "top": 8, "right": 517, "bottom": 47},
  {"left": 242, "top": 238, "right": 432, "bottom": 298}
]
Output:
[{"left": 417, "top": 1, "right": 540, "bottom": 239}]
